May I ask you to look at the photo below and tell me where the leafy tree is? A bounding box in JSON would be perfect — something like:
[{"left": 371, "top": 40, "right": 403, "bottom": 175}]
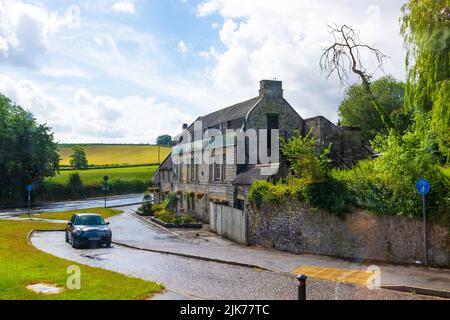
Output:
[
  {"left": 68, "top": 173, "right": 84, "bottom": 199},
  {"left": 0, "top": 94, "right": 59, "bottom": 204},
  {"left": 69, "top": 145, "right": 88, "bottom": 169},
  {"left": 156, "top": 134, "right": 172, "bottom": 146},
  {"left": 339, "top": 76, "right": 409, "bottom": 144},
  {"left": 401, "top": 0, "right": 450, "bottom": 161}
]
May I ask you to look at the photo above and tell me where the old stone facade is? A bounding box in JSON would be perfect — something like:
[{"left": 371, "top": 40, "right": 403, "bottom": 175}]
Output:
[
  {"left": 247, "top": 200, "right": 450, "bottom": 267},
  {"left": 153, "top": 80, "right": 369, "bottom": 223}
]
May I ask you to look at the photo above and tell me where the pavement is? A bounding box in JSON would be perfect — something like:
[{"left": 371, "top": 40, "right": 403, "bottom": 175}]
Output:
[
  {"left": 107, "top": 206, "right": 450, "bottom": 294},
  {"left": 27, "top": 204, "right": 449, "bottom": 299},
  {"left": 0, "top": 193, "right": 144, "bottom": 218}
]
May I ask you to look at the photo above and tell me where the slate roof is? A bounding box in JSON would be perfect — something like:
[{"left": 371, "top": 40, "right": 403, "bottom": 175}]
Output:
[
  {"left": 198, "top": 96, "right": 261, "bottom": 129},
  {"left": 153, "top": 153, "right": 172, "bottom": 185},
  {"left": 159, "top": 153, "right": 173, "bottom": 170}
]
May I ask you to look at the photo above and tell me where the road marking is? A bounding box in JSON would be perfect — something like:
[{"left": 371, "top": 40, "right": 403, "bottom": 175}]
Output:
[{"left": 290, "top": 266, "right": 378, "bottom": 286}]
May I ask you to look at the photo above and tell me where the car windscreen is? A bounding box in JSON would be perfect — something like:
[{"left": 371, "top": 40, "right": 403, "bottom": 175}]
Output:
[{"left": 74, "top": 215, "right": 105, "bottom": 226}]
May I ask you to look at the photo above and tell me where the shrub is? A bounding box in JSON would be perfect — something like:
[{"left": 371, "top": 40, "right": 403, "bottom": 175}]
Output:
[
  {"left": 154, "top": 208, "right": 198, "bottom": 225},
  {"left": 164, "top": 192, "right": 179, "bottom": 211},
  {"left": 280, "top": 129, "right": 330, "bottom": 182},
  {"left": 303, "top": 178, "right": 351, "bottom": 215}
]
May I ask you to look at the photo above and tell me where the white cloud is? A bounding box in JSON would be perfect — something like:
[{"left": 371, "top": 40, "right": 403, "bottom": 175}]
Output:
[
  {"left": 0, "top": 74, "right": 193, "bottom": 143},
  {"left": 111, "top": 1, "right": 136, "bottom": 14},
  {"left": 198, "top": 46, "right": 219, "bottom": 59},
  {"left": 177, "top": 40, "right": 189, "bottom": 54},
  {"left": 0, "top": 0, "right": 71, "bottom": 66},
  {"left": 196, "top": 0, "right": 222, "bottom": 17},
  {"left": 196, "top": 0, "right": 407, "bottom": 121}
]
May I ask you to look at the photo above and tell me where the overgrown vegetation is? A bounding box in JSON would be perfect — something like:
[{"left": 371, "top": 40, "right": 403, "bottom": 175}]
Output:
[
  {"left": 248, "top": 133, "right": 351, "bottom": 215},
  {"left": 249, "top": 128, "right": 449, "bottom": 220},
  {"left": 249, "top": 1, "right": 450, "bottom": 223}
]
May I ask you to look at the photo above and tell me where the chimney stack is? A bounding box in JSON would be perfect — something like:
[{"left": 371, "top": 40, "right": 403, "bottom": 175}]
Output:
[{"left": 259, "top": 79, "right": 283, "bottom": 98}]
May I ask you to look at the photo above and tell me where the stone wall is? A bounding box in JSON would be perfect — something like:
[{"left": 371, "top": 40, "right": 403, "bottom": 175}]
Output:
[{"left": 247, "top": 200, "right": 450, "bottom": 267}]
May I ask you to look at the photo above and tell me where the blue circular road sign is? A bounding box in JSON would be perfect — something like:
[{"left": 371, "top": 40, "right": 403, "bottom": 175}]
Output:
[
  {"left": 26, "top": 185, "right": 33, "bottom": 192},
  {"left": 416, "top": 179, "right": 430, "bottom": 195}
]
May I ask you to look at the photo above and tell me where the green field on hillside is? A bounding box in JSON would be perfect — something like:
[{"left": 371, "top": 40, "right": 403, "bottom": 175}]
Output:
[
  {"left": 58, "top": 144, "right": 171, "bottom": 166},
  {"left": 46, "top": 165, "right": 158, "bottom": 185}
]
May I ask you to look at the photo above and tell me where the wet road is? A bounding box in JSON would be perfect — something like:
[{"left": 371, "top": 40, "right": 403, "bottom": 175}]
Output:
[
  {"left": 31, "top": 231, "right": 434, "bottom": 300},
  {"left": 0, "top": 194, "right": 144, "bottom": 217}
]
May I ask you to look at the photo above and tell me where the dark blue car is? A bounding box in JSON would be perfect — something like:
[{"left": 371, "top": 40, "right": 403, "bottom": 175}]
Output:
[{"left": 65, "top": 213, "right": 112, "bottom": 249}]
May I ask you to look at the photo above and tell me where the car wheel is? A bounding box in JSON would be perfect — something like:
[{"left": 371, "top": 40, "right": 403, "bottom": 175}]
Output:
[
  {"left": 70, "top": 234, "right": 79, "bottom": 249},
  {"left": 72, "top": 240, "right": 79, "bottom": 249},
  {"left": 105, "top": 241, "right": 112, "bottom": 248}
]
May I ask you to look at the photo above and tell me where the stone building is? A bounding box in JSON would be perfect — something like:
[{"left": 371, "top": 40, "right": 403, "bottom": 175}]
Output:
[{"left": 153, "top": 80, "right": 368, "bottom": 223}]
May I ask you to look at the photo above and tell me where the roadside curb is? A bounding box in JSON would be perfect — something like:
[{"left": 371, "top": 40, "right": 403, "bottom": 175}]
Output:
[
  {"left": 381, "top": 285, "right": 450, "bottom": 299},
  {"left": 28, "top": 229, "right": 65, "bottom": 245},
  {"left": 107, "top": 202, "right": 143, "bottom": 209}
]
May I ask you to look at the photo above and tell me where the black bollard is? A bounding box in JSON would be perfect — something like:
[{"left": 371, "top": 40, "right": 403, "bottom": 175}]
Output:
[{"left": 297, "top": 274, "right": 307, "bottom": 300}]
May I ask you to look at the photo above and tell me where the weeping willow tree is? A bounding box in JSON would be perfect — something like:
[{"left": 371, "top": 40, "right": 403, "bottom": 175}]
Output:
[{"left": 401, "top": 0, "right": 450, "bottom": 162}]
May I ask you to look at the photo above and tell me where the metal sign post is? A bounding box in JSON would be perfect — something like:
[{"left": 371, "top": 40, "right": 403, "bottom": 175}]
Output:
[
  {"left": 103, "top": 176, "right": 110, "bottom": 208},
  {"left": 26, "top": 184, "right": 33, "bottom": 216},
  {"left": 416, "top": 178, "right": 430, "bottom": 267}
]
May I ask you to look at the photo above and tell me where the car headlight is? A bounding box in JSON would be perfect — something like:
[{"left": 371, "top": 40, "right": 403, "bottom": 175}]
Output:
[
  {"left": 74, "top": 229, "right": 83, "bottom": 236},
  {"left": 105, "top": 229, "right": 112, "bottom": 235}
]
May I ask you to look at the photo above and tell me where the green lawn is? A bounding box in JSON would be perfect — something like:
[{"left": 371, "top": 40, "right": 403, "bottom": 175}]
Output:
[
  {"left": 28, "top": 208, "right": 124, "bottom": 221},
  {"left": 58, "top": 144, "right": 171, "bottom": 166},
  {"left": 46, "top": 165, "right": 158, "bottom": 185},
  {"left": 0, "top": 219, "right": 164, "bottom": 300}
]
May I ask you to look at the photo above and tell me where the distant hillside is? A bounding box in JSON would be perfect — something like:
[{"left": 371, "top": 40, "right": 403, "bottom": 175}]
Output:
[{"left": 58, "top": 144, "right": 171, "bottom": 166}]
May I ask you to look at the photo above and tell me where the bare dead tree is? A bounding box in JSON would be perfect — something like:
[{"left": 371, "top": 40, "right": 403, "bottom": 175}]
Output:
[{"left": 320, "top": 24, "right": 395, "bottom": 131}]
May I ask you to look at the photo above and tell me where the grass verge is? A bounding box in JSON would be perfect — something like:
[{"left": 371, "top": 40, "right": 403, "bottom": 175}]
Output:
[
  {"left": 0, "top": 220, "right": 164, "bottom": 300},
  {"left": 27, "top": 208, "right": 124, "bottom": 221}
]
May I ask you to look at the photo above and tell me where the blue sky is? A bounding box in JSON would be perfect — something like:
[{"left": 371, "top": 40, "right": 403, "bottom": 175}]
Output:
[{"left": 0, "top": 0, "right": 408, "bottom": 143}]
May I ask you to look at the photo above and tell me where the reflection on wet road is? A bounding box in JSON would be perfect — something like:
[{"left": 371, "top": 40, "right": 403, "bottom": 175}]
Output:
[{"left": 0, "top": 194, "right": 144, "bottom": 217}]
